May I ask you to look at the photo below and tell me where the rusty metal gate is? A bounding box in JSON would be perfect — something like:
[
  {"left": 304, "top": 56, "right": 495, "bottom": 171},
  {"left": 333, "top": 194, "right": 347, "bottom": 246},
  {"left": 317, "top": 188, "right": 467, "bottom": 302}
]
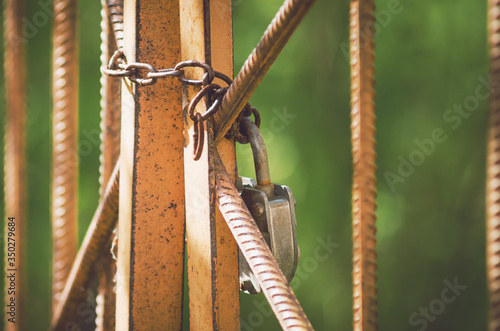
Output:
[{"left": 3, "top": 0, "right": 494, "bottom": 330}]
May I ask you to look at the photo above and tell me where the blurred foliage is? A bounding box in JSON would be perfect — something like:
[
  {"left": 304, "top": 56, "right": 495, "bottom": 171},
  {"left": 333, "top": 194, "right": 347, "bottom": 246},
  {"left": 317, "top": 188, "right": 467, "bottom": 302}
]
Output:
[{"left": 0, "top": 0, "right": 489, "bottom": 330}]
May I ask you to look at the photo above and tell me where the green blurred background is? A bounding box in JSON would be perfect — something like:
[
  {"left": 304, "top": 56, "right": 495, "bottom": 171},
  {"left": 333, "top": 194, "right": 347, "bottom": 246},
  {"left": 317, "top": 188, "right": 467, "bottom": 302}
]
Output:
[{"left": 0, "top": 0, "right": 489, "bottom": 330}]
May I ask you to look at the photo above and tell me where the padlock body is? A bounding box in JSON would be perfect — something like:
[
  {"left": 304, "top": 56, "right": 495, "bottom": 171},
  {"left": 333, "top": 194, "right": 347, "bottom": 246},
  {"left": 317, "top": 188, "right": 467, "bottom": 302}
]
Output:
[{"left": 238, "top": 178, "right": 299, "bottom": 294}]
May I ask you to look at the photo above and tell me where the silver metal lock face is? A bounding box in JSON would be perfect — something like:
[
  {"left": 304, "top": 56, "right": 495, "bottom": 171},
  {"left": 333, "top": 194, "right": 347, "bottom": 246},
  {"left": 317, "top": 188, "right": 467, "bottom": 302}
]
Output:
[{"left": 238, "top": 118, "right": 299, "bottom": 294}]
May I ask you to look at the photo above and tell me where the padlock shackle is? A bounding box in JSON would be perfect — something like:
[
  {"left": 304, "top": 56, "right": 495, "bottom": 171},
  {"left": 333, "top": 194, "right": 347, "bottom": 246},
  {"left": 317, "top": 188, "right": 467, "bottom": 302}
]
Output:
[{"left": 240, "top": 117, "right": 274, "bottom": 198}]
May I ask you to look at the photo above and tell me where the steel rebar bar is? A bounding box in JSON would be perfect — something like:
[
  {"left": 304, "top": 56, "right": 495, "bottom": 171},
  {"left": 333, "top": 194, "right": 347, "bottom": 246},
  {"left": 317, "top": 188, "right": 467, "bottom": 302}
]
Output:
[
  {"left": 487, "top": 1, "right": 500, "bottom": 330},
  {"left": 52, "top": 0, "right": 79, "bottom": 311},
  {"left": 214, "top": 154, "right": 313, "bottom": 330},
  {"left": 51, "top": 161, "right": 120, "bottom": 331},
  {"left": 350, "top": 0, "right": 378, "bottom": 330},
  {"left": 94, "top": 0, "right": 123, "bottom": 329},
  {"left": 3, "top": 0, "right": 27, "bottom": 329},
  {"left": 213, "top": 0, "right": 315, "bottom": 145}
]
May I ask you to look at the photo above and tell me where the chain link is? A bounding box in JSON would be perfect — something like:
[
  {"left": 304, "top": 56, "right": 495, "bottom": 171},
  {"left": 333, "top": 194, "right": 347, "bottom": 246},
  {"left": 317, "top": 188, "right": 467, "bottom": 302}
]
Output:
[{"left": 102, "top": 49, "right": 261, "bottom": 159}]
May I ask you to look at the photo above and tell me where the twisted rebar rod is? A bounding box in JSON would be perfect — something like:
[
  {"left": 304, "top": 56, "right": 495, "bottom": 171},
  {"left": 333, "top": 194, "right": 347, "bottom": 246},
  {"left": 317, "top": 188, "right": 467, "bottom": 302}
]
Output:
[
  {"left": 214, "top": 154, "right": 313, "bottom": 330},
  {"left": 52, "top": 161, "right": 120, "bottom": 331},
  {"left": 3, "top": 0, "right": 26, "bottom": 329},
  {"left": 106, "top": 0, "right": 124, "bottom": 51},
  {"left": 94, "top": 1, "right": 123, "bottom": 329},
  {"left": 213, "top": 0, "right": 315, "bottom": 145},
  {"left": 350, "top": 0, "right": 378, "bottom": 330},
  {"left": 100, "top": 0, "right": 122, "bottom": 194},
  {"left": 488, "top": 2, "right": 500, "bottom": 330},
  {"left": 52, "top": 0, "right": 79, "bottom": 311}
]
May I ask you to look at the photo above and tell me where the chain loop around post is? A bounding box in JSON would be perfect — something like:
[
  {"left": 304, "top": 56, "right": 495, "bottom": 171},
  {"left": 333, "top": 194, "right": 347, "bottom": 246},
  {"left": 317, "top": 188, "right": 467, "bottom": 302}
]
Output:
[{"left": 102, "top": 49, "right": 263, "bottom": 159}]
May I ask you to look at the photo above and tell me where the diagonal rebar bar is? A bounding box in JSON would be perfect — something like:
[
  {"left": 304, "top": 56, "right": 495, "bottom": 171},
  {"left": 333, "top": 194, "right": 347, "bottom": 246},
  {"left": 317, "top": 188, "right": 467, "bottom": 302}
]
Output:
[
  {"left": 51, "top": 161, "right": 120, "bottom": 331},
  {"left": 214, "top": 153, "right": 313, "bottom": 330},
  {"left": 213, "top": 0, "right": 315, "bottom": 145}
]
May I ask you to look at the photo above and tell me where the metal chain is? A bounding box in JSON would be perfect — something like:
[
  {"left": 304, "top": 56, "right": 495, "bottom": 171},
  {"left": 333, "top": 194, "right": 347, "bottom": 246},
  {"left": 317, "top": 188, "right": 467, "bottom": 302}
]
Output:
[{"left": 102, "top": 49, "right": 260, "bottom": 159}]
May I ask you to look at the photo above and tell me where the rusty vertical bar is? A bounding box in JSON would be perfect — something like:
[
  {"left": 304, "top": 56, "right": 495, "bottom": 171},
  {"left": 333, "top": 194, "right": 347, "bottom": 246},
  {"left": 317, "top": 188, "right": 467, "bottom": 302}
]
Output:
[
  {"left": 99, "top": 2, "right": 122, "bottom": 192},
  {"left": 179, "top": 0, "right": 240, "bottom": 329},
  {"left": 488, "top": 1, "right": 500, "bottom": 330},
  {"left": 52, "top": 0, "right": 79, "bottom": 312},
  {"left": 115, "top": 0, "right": 185, "bottom": 329},
  {"left": 211, "top": 0, "right": 241, "bottom": 327},
  {"left": 95, "top": 0, "right": 122, "bottom": 329},
  {"left": 3, "top": 0, "right": 26, "bottom": 329},
  {"left": 350, "top": 0, "right": 378, "bottom": 330}
]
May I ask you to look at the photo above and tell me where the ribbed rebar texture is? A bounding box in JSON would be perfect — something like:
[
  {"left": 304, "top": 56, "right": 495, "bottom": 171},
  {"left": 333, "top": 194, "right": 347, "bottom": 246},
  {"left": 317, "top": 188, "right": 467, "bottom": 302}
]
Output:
[
  {"left": 52, "top": 162, "right": 120, "bottom": 331},
  {"left": 213, "top": 0, "right": 315, "bottom": 145},
  {"left": 3, "top": 0, "right": 26, "bottom": 330},
  {"left": 214, "top": 154, "right": 313, "bottom": 330},
  {"left": 52, "top": 0, "right": 79, "bottom": 311},
  {"left": 100, "top": 0, "right": 122, "bottom": 196},
  {"left": 107, "top": 0, "right": 124, "bottom": 50},
  {"left": 95, "top": 0, "right": 122, "bottom": 329},
  {"left": 488, "top": 2, "right": 500, "bottom": 330},
  {"left": 350, "top": 1, "right": 378, "bottom": 330}
]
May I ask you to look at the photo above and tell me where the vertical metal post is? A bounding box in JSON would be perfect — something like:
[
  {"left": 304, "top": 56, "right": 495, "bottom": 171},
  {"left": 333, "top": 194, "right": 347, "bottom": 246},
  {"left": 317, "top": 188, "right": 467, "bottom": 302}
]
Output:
[
  {"left": 350, "top": 0, "right": 378, "bottom": 330},
  {"left": 211, "top": 1, "right": 241, "bottom": 327},
  {"left": 52, "top": 0, "right": 79, "bottom": 312},
  {"left": 179, "top": 0, "right": 240, "bottom": 329},
  {"left": 116, "top": 0, "right": 186, "bottom": 329},
  {"left": 3, "top": 0, "right": 26, "bottom": 329},
  {"left": 488, "top": 1, "right": 500, "bottom": 330}
]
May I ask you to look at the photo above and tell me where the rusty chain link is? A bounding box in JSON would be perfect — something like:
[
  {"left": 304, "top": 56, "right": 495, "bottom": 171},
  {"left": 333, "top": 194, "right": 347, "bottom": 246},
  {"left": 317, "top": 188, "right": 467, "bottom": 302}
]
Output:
[{"left": 102, "top": 49, "right": 260, "bottom": 159}]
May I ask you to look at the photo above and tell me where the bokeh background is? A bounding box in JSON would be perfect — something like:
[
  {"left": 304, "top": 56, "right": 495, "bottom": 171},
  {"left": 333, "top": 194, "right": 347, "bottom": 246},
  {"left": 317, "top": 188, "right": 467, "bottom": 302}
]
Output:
[{"left": 0, "top": 0, "right": 489, "bottom": 330}]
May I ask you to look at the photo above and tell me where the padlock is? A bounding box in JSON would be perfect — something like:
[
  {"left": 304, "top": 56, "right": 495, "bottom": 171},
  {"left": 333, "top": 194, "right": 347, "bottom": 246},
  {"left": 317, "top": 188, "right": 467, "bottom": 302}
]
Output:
[{"left": 238, "top": 117, "right": 299, "bottom": 294}]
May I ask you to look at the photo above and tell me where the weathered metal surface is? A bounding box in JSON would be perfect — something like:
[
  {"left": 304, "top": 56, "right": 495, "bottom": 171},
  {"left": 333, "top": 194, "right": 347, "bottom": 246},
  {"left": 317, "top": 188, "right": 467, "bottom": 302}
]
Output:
[
  {"left": 488, "top": 2, "right": 500, "bottom": 330},
  {"left": 52, "top": 0, "right": 79, "bottom": 312},
  {"left": 51, "top": 162, "right": 120, "bottom": 331},
  {"left": 350, "top": 1, "right": 378, "bottom": 330},
  {"left": 210, "top": 0, "right": 241, "bottom": 327},
  {"left": 100, "top": 0, "right": 122, "bottom": 191},
  {"left": 214, "top": 154, "right": 313, "bottom": 330},
  {"left": 213, "top": 0, "right": 316, "bottom": 145},
  {"left": 180, "top": 0, "right": 240, "bottom": 328},
  {"left": 3, "top": 0, "right": 26, "bottom": 329},
  {"left": 95, "top": 0, "right": 122, "bottom": 329},
  {"left": 116, "top": 0, "right": 186, "bottom": 329}
]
